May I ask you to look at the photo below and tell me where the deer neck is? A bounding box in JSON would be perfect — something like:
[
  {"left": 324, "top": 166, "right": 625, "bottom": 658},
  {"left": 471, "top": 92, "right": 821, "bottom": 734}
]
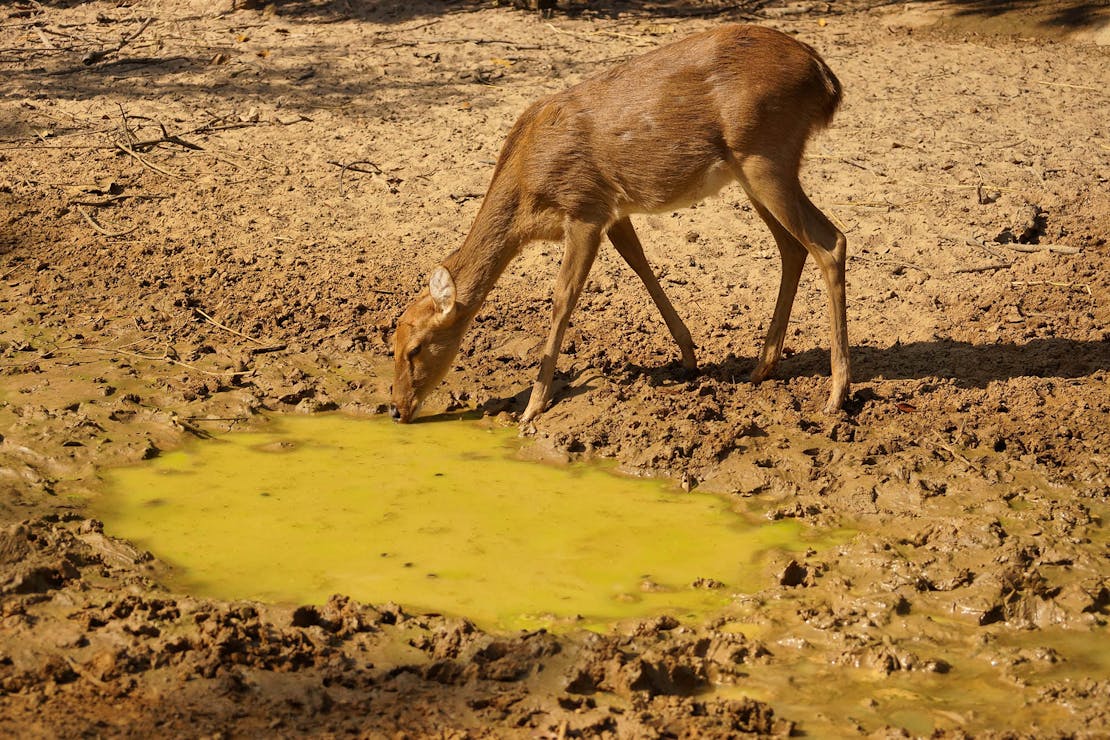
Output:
[{"left": 440, "top": 178, "right": 526, "bottom": 321}]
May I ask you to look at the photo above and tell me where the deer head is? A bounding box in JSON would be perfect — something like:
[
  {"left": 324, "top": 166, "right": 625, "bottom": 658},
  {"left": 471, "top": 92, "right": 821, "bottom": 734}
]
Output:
[{"left": 390, "top": 266, "right": 466, "bottom": 422}]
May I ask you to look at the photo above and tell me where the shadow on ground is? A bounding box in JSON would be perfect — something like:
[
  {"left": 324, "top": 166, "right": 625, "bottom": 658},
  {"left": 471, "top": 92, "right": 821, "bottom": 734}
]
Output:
[
  {"left": 926, "top": 0, "right": 1108, "bottom": 30},
  {"left": 251, "top": 0, "right": 1110, "bottom": 31},
  {"left": 624, "top": 336, "right": 1110, "bottom": 389}
]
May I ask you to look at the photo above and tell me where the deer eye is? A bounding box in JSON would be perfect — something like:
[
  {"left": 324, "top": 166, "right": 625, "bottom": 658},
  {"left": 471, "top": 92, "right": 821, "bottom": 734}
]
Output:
[{"left": 407, "top": 344, "right": 422, "bottom": 361}]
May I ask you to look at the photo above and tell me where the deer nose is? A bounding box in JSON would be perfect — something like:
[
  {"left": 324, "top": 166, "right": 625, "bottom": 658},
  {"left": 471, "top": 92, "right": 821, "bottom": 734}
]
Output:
[{"left": 388, "top": 404, "right": 401, "bottom": 421}]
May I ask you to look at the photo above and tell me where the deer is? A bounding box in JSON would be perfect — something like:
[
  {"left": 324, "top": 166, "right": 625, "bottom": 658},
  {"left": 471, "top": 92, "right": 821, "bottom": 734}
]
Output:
[{"left": 390, "top": 24, "right": 849, "bottom": 424}]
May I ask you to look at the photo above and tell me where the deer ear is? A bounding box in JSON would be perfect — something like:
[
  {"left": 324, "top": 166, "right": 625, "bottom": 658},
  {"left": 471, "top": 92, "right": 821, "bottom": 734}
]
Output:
[{"left": 428, "top": 266, "right": 456, "bottom": 316}]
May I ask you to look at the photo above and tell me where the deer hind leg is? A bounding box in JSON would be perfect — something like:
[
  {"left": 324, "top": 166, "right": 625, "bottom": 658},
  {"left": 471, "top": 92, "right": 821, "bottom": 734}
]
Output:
[
  {"left": 607, "top": 216, "right": 698, "bottom": 370},
  {"left": 748, "top": 202, "right": 808, "bottom": 385},
  {"left": 521, "top": 219, "right": 603, "bottom": 422},
  {"left": 739, "top": 155, "right": 850, "bottom": 413}
]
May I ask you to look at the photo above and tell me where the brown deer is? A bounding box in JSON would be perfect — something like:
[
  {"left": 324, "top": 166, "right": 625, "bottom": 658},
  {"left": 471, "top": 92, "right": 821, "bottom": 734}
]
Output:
[{"left": 390, "top": 24, "right": 849, "bottom": 424}]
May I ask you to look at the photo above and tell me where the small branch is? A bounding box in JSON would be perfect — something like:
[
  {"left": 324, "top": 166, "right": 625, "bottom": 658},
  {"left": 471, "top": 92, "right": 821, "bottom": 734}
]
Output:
[
  {"left": 75, "top": 205, "right": 138, "bottom": 237},
  {"left": 378, "top": 37, "right": 549, "bottom": 50},
  {"left": 952, "top": 262, "right": 1013, "bottom": 274},
  {"left": 70, "top": 194, "right": 172, "bottom": 208},
  {"left": 34, "top": 27, "right": 57, "bottom": 50},
  {"left": 83, "top": 16, "right": 153, "bottom": 66},
  {"left": 958, "top": 236, "right": 1012, "bottom": 263},
  {"left": 115, "top": 141, "right": 186, "bottom": 180},
  {"left": 1010, "top": 280, "right": 1092, "bottom": 296},
  {"left": 185, "top": 119, "right": 266, "bottom": 135},
  {"left": 372, "top": 19, "right": 441, "bottom": 36},
  {"left": 328, "top": 159, "right": 383, "bottom": 195},
  {"left": 827, "top": 199, "right": 900, "bottom": 209},
  {"left": 116, "top": 103, "right": 137, "bottom": 147},
  {"left": 544, "top": 23, "right": 618, "bottom": 44},
  {"left": 87, "top": 346, "right": 251, "bottom": 378},
  {"left": 839, "top": 158, "right": 881, "bottom": 174},
  {"left": 1003, "top": 243, "right": 1081, "bottom": 255},
  {"left": 247, "top": 344, "right": 287, "bottom": 356},
  {"left": 131, "top": 133, "right": 205, "bottom": 152},
  {"left": 194, "top": 308, "right": 263, "bottom": 345},
  {"left": 933, "top": 439, "right": 975, "bottom": 471}
]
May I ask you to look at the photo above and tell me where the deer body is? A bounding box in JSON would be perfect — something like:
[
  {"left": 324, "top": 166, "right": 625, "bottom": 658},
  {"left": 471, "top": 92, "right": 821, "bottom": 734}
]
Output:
[{"left": 391, "top": 24, "right": 849, "bottom": 423}]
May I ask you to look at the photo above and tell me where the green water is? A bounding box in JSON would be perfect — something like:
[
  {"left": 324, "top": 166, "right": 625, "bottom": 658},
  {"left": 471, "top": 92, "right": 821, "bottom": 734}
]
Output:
[{"left": 95, "top": 414, "right": 837, "bottom": 631}]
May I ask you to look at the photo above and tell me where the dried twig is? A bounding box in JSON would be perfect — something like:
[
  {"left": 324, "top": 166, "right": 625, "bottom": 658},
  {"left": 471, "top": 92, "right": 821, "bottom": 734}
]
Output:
[
  {"left": 1003, "top": 243, "right": 1081, "bottom": 255},
  {"left": 827, "top": 200, "right": 901, "bottom": 209},
  {"left": 131, "top": 132, "right": 204, "bottom": 152},
  {"left": 247, "top": 345, "right": 287, "bottom": 356},
  {"left": 839, "top": 158, "right": 881, "bottom": 174},
  {"left": 75, "top": 205, "right": 138, "bottom": 237},
  {"left": 328, "top": 159, "right": 383, "bottom": 195},
  {"left": 83, "top": 16, "right": 153, "bottom": 66},
  {"left": 34, "top": 27, "right": 57, "bottom": 50},
  {"left": 952, "top": 262, "right": 1012, "bottom": 274},
  {"left": 135, "top": 119, "right": 267, "bottom": 170},
  {"left": 187, "top": 119, "right": 266, "bottom": 135},
  {"left": 372, "top": 19, "right": 441, "bottom": 36},
  {"left": 194, "top": 308, "right": 263, "bottom": 345},
  {"left": 379, "top": 37, "right": 548, "bottom": 50},
  {"left": 959, "top": 237, "right": 1011, "bottom": 262},
  {"left": 543, "top": 22, "right": 597, "bottom": 42},
  {"left": 115, "top": 141, "right": 186, "bottom": 179},
  {"left": 116, "top": 103, "right": 138, "bottom": 146},
  {"left": 70, "top": 194, "right": 172, "bottom": 207},
  {"left": 934, "top": 439, "right": 975, "bottom": 470},
  {"left": 0, "top": 144, "right": 109, "bottom": 150},
  {"left": 88, "top": 346, "right": 250, "bottom": 378}
]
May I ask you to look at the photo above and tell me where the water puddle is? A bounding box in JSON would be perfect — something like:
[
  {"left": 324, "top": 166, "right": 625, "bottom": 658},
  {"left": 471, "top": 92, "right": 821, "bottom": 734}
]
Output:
[{"left": 93, "top": 414, "right": 844, "bottom": 631}]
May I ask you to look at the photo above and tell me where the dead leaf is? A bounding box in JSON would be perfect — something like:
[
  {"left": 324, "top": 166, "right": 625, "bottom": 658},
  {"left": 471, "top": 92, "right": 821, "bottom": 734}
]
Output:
[{"left": 895, "top": 402, "right": 917, "bottom": 413}]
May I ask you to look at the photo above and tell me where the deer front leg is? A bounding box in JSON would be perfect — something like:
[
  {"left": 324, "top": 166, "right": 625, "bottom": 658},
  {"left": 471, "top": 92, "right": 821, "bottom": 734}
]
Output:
[
  {"left": 521, "top": 220, "right": 603, "bottom": 422},
  {"left": 607, "top": 217, "right": 698, "bottom": 370}
]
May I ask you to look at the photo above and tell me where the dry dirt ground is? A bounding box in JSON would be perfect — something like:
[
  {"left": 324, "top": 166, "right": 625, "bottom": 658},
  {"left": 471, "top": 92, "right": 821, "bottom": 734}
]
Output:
[{"left": 2, "top": 0, "right": 1109, "bottom": 737}]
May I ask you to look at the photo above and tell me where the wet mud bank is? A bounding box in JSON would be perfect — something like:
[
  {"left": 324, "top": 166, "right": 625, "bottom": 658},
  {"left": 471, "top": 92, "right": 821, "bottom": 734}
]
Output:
[{"left": 2, "top": 0, "right": 1109, "bottom": 735}]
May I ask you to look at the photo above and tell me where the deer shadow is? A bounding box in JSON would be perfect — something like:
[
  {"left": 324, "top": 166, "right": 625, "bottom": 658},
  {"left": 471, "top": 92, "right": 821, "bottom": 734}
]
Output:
[
  {"left": 477, "top": 366, "right": 600, "bottom": 417},
  {"left": 475, "top": 337, "right": 1108, "bottom": 416},
  {"left": 650, "top": 336, "right": 1110, "bottom": 390}
]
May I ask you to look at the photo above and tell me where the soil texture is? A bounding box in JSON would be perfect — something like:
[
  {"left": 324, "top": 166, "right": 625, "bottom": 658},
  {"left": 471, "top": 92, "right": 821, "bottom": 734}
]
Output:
[{"left": 1, "top": 0, "right": 1108, "bottom": 736}]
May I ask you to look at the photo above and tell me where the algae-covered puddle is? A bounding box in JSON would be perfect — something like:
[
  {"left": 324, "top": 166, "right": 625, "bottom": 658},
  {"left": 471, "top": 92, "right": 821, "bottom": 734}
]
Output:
[{"left": 94, "top": 414, "right": 842, "bottom": 631}]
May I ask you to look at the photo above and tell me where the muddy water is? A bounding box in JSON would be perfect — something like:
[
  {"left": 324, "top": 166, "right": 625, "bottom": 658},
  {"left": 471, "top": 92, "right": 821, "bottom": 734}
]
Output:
[
  {"left": 93, "top": 414, "right": 845, "bottom": 631},
  {"left": 724, "top": 624, "right": 1110, "bottom": 736}
]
